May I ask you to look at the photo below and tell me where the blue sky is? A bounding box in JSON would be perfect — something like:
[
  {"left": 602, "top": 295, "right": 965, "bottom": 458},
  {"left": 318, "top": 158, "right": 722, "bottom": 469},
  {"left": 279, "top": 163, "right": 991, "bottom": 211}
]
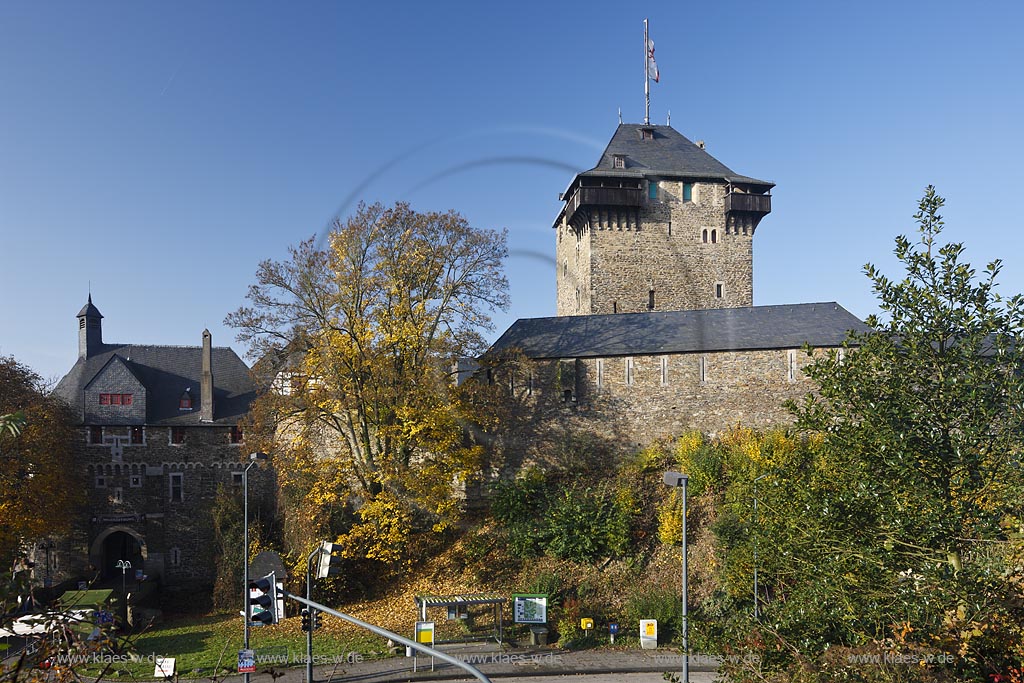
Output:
[{"left": 3, "top": 1, "right": 1024, "bottom": 381}]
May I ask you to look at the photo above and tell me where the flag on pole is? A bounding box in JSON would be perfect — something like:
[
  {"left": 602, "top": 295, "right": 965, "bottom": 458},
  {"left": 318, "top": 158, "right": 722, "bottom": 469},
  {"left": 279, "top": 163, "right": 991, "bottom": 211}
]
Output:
[{"left": 646, "top": 37, "right": 660, "bottom": 83}]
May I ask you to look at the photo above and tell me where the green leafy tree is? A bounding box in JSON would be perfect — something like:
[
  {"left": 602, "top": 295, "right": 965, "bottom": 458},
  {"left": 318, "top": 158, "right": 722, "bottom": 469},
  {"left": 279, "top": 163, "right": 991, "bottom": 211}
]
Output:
[{"left": 707, "top": 188, "right": 1024, "bottom": 682}]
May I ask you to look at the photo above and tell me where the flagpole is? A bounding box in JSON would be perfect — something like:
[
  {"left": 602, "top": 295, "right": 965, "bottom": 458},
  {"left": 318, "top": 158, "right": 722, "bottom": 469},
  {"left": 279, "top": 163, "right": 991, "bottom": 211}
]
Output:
[{"left": 644, "top": 18, "right": 650, "bottom": 125}]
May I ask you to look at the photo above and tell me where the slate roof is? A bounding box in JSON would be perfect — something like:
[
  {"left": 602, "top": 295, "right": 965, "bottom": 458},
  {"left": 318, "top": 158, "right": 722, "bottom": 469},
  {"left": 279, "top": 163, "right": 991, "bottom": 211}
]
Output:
[
  {"left": 54, "top": 344, "right": 256, "bottom": 426},
  {"left": 77, "top": 296, "right": 103, "bottom": 319},
  {"left": 487, "top": 303, "right": 870, "bottom": 360},
  {"left": 579, "top": 124, "right": 773, "bottom": 187}
]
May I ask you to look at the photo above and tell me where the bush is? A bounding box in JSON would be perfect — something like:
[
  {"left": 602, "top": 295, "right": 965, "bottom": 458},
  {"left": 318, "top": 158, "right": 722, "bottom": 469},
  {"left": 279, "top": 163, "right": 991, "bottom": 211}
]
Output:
[
  {"left": 491, "top": 470, "right": 638, "bottom": 563},
  {"left": 623, "top": 585, "right": 682, "bottom": 644}
]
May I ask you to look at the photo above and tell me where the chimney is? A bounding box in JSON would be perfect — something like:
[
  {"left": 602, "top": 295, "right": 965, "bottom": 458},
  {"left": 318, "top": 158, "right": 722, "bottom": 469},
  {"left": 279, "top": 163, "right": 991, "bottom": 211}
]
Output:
[{"left": 201, "top": 329, "right": 214, "bottom": 422}]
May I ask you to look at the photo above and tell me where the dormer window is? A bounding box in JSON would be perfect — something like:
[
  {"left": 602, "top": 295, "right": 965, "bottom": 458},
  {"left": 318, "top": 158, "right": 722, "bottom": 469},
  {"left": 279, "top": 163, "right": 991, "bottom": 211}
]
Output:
[
  {"left": 613, "top": 154, "right": 626, "bottom": 169},
  {"left": 639, "top": 127, "right": 654, "bottom": 140},
  {"left": 179, "top": 389, "right": 193, "bottom": 411}
]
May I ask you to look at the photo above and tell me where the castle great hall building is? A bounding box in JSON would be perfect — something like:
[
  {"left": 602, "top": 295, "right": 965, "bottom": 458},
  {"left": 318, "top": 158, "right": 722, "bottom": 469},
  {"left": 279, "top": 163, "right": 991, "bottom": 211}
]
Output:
[
  {"left": 489, "top": 123, "right": 869, "bottom": 453},
  {"left": 47, "top": 298, "right": 269, "bottom": 590}
]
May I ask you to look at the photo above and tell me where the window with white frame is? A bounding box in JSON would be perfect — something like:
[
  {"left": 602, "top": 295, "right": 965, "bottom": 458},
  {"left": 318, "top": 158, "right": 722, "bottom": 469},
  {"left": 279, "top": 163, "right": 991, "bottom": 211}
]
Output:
[
  {"left": 129, "top": 474, "right": 142, "bottom": 488},
  {"left": 787, "top": 350, "right": 798, "bottom": 382},
  {"left": 661, "top": 356, "right": 669, "bottom": 386},
  {"left": 625, "top": 357, "right": 635, "bottom": 386},
  {"left": 596, "top": 359, "right": 604, "bottom": 392}
]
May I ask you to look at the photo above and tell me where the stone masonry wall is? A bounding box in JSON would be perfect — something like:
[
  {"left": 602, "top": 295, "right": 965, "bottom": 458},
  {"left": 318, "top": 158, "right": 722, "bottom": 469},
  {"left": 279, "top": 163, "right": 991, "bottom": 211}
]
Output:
[
  {"left": 556, "top": 180, "right": 754, "bottom": 316},
  {"left": 495, "top": 347, "right": 820, "bottom": 469},
  {"left": 70, "top": 425, "right": 275, "bottom": 589}
]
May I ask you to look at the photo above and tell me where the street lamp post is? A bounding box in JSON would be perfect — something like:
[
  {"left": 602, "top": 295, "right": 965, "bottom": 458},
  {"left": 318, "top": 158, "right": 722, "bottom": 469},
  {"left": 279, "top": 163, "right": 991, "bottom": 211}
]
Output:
[
  {"left": 38, "top": 541, "right": 55, "bottom": 588},
  {"left": 663, "top": 471, "right": 689, "bottom": 683},
  {"left": 243, "top": 452, "right": 267, "bottom": 683},
  {"left": 305, "top": 545, "right": 321, "bottom": 683},
  {"left": 752, "top": 473, "right": 769, "bottom": 621},
  {"left": 115, "top": 559, "right": 131, "bottom": 597}
]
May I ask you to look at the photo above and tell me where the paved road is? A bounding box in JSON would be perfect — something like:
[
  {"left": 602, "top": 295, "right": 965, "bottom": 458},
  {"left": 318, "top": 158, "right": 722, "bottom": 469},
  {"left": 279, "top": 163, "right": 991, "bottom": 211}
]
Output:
[{"left": 439, "top": 673, "right": 715, "bottom": 683}]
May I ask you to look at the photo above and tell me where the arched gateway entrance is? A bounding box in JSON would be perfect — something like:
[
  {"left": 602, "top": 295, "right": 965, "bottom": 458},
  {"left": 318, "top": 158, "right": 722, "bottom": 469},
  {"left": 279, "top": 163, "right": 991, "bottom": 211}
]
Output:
[{"left": 90, "top": 526, "right": 147, "bottom": 581}]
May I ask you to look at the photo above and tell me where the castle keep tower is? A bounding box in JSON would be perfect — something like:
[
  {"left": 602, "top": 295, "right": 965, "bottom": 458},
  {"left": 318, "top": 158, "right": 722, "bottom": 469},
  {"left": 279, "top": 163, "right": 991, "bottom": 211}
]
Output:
[{"left": 554, "top": 124, "right": 773, "bottom": 315}]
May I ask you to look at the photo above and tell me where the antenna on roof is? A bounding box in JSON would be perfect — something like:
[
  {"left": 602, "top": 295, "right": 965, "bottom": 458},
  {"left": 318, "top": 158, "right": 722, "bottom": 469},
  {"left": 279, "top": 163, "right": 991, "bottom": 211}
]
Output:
[{"left": 618, "top": 107, "right": 622, "bottom": 124}]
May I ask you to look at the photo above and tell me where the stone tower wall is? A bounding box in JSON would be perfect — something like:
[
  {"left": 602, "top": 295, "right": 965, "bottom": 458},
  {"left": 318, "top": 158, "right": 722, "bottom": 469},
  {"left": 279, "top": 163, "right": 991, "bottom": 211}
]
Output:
[{"left": 555, "top": 180, "right": 755, "bottom": 315}]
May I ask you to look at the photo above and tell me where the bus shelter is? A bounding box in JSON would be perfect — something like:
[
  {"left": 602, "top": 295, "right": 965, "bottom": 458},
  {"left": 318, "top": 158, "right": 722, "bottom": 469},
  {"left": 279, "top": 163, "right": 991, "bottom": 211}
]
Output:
[{"left": 414, "top": 593, "right": 507, "bottom": 645}]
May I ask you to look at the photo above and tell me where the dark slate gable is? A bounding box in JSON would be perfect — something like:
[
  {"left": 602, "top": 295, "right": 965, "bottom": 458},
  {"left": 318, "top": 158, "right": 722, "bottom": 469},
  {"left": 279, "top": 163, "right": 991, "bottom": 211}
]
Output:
[
  {"left": 584, "top": 124, "right": 773, "bottom": 187},
  {"left": 488, "top": 303, "right": 871, "bottom": 360},
  {"left": 54, "top": 344, "right": 255, "bottom": 426}
]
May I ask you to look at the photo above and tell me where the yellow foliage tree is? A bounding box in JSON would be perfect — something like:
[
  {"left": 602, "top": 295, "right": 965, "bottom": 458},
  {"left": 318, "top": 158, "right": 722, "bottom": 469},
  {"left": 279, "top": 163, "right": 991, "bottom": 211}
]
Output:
[{"left": 228, "top": 202, "right": 509, "bottom": 567}]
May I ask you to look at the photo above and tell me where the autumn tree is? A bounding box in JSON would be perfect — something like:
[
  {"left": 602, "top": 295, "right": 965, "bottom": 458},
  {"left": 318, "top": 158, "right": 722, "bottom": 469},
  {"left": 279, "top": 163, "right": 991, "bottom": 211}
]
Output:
[
  {"left": 228, "top": 202, "right": 508, "bottom": 568},
  {"left": 0, "top": 357, "right": 81, "bottom": 568}
]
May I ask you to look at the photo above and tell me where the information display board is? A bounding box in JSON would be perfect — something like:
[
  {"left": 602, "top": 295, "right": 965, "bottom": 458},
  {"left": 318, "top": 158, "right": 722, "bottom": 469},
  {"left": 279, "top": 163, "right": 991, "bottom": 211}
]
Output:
[{"left": 512, "top": 594, "right": 548, "bottom": 624}]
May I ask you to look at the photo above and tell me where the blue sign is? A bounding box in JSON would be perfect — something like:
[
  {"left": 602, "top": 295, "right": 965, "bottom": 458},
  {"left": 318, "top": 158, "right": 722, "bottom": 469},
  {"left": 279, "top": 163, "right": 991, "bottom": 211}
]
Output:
[{"left": 609, "top": 623, "right": 619, "bottom": 634}]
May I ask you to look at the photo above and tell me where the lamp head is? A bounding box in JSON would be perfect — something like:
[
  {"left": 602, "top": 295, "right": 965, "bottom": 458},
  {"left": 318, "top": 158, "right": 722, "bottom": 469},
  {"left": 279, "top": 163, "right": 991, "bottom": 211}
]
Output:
[{"left": 662, "top": 471, "right": 688, "bottom": 488}]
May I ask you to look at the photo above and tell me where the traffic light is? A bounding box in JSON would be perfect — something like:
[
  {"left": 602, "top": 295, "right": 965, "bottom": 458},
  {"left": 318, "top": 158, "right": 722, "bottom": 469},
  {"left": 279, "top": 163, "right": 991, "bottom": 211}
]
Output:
[
  {"left": 300, "top": 608, "right": 311, "bottom": 632},
  {"left": 313, "top": 610, "right": 323, "bottom": 631},
  {"left": 316, "top": 541, "right": 344, "bottom": 579},
  {"left": 249, "top": 572, "right": 279, "bottom": 625}
]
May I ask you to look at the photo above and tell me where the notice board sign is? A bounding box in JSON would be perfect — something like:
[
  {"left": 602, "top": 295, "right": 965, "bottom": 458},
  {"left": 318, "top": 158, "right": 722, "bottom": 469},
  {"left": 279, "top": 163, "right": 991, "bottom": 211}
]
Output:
[
  {"left": 512, "top": 594, "right": 547, "bottom": 624},
  {"left": 154, "top": 657, "right": 176, "bottom": 678},
  {"left": 237, "top": 650, "right": 255, "bottom": 674}
]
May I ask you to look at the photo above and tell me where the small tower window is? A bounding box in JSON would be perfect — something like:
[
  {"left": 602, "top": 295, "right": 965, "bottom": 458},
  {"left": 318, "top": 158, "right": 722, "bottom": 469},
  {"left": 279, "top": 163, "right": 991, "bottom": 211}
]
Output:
[
  {"left": 625, "top": 357, "right": 635, "bottom": 386},
  {"left": 711, "top": 229, "right": 718, "bottom": 244},
  {"left": 612, "top": 301, "right": 618, "bottom": 314},
  {"left": 130, "top": 426, "right": 144, "bottom": 445},
  {"left": 788, "top": 350, "right": 798, "bottom": 382},
  {"left": 596, "top": 359, "right": 604, "bottom": 392},
  {"left": 230, "top": 426, "right": 244, "bottom": 444},
  {"left": 89, "top": 426, "right": 103, "bottom": 444},
  {"left": 661, "top": 356, "right": 669, "bottom": 385},
  {"left": 169, "top": 472, "right": 184, "bottom": 502},
  {"left": 699, "top": 356, "right": 707, "bottom": 384},
  {"left": 715, "top": 282, "right": 724, "bottom": 299},
  {"left": 648, "top": 182, "right": 658, "bottom": 200},
  {"left": 170, "top": 427, "right": 186, "bottom": 445},
  {"left": 683, "top": 183, "right": 693, "bottom": 202},
  {"left": 702, "top": 229, "right": 708, "bottom": 243},
  {"left": 648, "top": 289, "right": 655, "bottom": 311}
]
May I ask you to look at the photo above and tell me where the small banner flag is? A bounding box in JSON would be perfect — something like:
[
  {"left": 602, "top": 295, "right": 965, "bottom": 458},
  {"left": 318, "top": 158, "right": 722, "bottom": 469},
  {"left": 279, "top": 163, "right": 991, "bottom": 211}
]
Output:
[{"left": 647, "top": 38, "right": 660, "bottom": 83}]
